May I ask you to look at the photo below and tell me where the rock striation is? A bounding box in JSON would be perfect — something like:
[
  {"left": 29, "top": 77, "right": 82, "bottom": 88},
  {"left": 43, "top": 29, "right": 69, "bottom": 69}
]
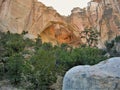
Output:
[
  {"left": 87, "top": 0, "right": 120, "bottom": 47},
  {"left": 0, "top": 0, "right": 80, "bottom": 46},
  {"left": 68, "top": 0, "right": 120, "bottom": 47},
  {"left": 63, "top": 57, "right": 120, "bottom": 90},
  {"left": 0, "top": 0, "right": 120, "bottom": 46}
]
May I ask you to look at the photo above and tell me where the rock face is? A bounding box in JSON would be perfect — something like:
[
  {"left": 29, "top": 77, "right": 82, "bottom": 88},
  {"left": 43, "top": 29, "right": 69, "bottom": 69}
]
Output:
[
  {"left": 40, "top": 21, "right": 81, "bottom": 46},
  {"left": 63, "top": 57, "right": 120, "bottom": 90},
  {"left": 0, "top": 0, "right": 33, "bottom": 33},
  {"left": 0, "top": 0, "right": 65, "bottom": 34},
  {"left": 0, "top": 0, "right": 80, "bottom": 46},
  {"left": 0, "top": 0, "right": 120, "bottom": 46},
  {"left": 87, "top": 0, "right": 120, "bottom": 47},
  {"left": 68, "top": 0, "right": 120, "bottom": 47}
]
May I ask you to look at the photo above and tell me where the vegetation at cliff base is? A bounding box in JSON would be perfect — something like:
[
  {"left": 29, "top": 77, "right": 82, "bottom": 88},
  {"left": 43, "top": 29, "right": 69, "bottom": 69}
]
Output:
[
  {"left": 0, "top": 31, "right": 107, "bottom": 90},
  {"left": 105, "top": 35, "right": 120, "bottom": 57}
]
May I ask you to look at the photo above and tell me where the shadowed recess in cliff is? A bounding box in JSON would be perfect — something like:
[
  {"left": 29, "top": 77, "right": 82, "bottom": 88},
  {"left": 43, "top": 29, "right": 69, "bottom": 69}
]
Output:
[{"left": 40, "top": 21, "right": 82, "bottom": 46}]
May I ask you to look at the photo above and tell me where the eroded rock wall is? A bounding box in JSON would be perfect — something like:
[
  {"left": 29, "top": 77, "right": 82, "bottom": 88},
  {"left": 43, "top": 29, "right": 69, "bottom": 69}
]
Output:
[
  {"left": 68, "top": 0, "right": 120, "bottom": 47},
  {"left": 87, "top": 0, "right": 120, "bottom": 47},
  {"left": 0, "top": 0, "right": 120, "bottom": 46},
  {"left": 0, "top": 0, "right": 79, "bottom": 45},
  {"left": 0, "top": 0, "right": 34, "bottom": 33}
]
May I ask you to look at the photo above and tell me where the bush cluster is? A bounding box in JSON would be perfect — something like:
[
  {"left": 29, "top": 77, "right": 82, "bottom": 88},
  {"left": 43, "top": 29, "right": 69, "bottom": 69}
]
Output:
[
  {"left": 0, "top": 31, "right": 107, "bottom": 90},
  {"left": 105, "top": 35, "right": 120, "bottom": 56}
]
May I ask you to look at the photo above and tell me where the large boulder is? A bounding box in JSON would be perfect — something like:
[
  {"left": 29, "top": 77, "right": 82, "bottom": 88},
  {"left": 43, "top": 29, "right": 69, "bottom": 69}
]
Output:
[{"left": 63, "top": 57, "right": 120, "bottom": 90}]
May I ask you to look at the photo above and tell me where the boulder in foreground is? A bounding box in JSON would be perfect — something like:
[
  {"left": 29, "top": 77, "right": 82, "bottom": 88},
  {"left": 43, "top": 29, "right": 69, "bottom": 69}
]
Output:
[{"left": 63, "top": 57, "right": 120, "bottom": 90}]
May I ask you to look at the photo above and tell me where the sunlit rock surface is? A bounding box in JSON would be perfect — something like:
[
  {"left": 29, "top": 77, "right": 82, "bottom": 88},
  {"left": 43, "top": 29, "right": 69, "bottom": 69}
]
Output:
[
  {"left": 0, "top": 0, "right": 80, "bottom": 46},
  {"left": 0, "top": 0, "right": 120, "bottom": 46},
  {"left": 63, "top": 57, "right": 120, "bottom": 90}
]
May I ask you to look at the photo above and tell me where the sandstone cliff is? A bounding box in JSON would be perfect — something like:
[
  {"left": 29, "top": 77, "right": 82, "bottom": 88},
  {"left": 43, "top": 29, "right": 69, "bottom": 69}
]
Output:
[
  {"left": 0, "top": 0, "right": 81, "bottom": 46},
  {"left": 87, "top": 0, "right": 120, "bottom": 48},
  {"left": 0, "top": 0, "right": 120, "bottom": 47},
  {"left": 68, "top": 0, "right": 120, "bottom": 47}
]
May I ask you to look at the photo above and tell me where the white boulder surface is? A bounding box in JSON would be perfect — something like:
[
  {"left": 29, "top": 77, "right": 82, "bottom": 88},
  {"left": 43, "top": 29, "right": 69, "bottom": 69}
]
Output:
[{"left": 63, "top": 57, "right": 120, "bottom": 90}]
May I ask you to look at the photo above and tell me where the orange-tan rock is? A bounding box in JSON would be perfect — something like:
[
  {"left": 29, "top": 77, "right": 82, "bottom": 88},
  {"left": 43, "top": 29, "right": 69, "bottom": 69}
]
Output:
[
  {"left": 68, "top": 0, "right": 120, "bottom": 47},
  {"left": 86, "top": 0, "right": 120, "bottom": 48},
  {"left": 0, "top": 0, "right": 120, "bottom": 47},
  {"left": 40, "top": 21, "right": 81, "bottom": 46}
]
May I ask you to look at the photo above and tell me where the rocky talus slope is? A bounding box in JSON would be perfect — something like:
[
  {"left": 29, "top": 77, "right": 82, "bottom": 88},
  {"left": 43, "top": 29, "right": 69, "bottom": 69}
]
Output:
[{"left": 0, "top": 0, "right": 120, "bottom": 47}]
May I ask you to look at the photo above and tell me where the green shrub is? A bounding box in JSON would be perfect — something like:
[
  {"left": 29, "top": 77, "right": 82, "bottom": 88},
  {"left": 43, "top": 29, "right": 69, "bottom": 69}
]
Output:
[
  {"left": 6, "top": 54, "right": 31, "bottom": 85},
  {"left": 0, "top": 33, "right": 26, "bottom": 56},
  {"left": 42, "top": 43, "right": 53, "bottom": 51},
  {"left": 55, "top": 48, "right": 72, "bottom": 69},
  {"left": 28, "top": 48, "right": 56, "bottom": 90},
  {"left": 105, "top": 36, "right": 120, "bottom": 57},
  {"left": 105, "top": 40, "right": 114, "bottom": 51},
  {"left": 0, "top": 63, "right": 4, "bottom": 80},
  {"left": 81, "top": 28, "right": 99, "bottom": 46},
  {"left": 55, "top": 46, "right": 107, "bottom": 70},
  {"left": 71, "top": 47, "right": 107, "bottom": 65},
  {"left": 115, "top": 35, "right": 120, "bottom": 42}
]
